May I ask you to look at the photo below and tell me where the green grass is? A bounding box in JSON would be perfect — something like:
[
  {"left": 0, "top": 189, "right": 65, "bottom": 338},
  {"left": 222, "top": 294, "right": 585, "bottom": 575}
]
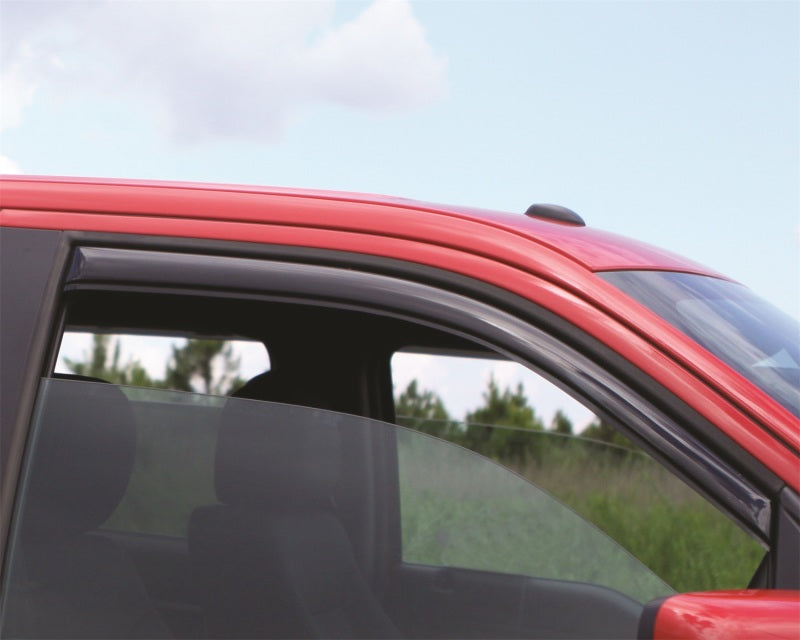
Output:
[
  {"left": 519, "top": 443, "right": 765, "bottom": 592},
  {"left": 547, "top": 463, "right": 763, "bottom": 592},
  {"left": 398, "top": 428, "right": 765, "bottom": 600}
]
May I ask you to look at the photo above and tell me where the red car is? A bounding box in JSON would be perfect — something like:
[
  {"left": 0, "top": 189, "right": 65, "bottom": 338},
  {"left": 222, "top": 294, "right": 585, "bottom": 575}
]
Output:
[{"left": 1, "top": 176, "right": 798, "bottom": 639}]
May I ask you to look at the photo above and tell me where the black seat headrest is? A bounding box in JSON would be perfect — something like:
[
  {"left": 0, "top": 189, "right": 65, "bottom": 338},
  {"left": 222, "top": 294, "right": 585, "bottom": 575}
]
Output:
[
  {"left": 214, "top": 398, "right": 341, "bottom": 511},
  {"left": 21, "top": 378, "right": 137, "bottom": 541},
  {"left": 232, "top": 370, "right": 333, "bottom": 410}
]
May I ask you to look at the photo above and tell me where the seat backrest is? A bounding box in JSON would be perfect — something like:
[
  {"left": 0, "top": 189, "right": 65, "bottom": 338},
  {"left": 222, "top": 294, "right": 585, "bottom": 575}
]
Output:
[
  {"left": 2, "top": 377, "right": 170, "bottom": 639},
  {"left": 188, "top": 392, "right": 400, "bottom": 639},
  {"left": 21, "top": 376, "right": 136, "bottom": 542}
]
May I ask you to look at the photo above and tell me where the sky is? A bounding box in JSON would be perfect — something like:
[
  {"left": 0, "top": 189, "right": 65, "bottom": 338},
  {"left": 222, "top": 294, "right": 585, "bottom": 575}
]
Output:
[{"left": 3, "top": 0, "right": 799, "bottom": 425}]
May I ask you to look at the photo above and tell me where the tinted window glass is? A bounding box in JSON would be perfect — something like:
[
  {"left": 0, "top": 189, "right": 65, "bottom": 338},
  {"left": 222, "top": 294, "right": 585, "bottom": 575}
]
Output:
[
  {"left": 2, "top": 378, "right": 675, "bottom": 638},
  {"left": 397, "top": 428, "right": 673, "bottom": 602},
  {"left": 392, "top": 351, "right": 765, "bottom": 593},
  {"left": 52, "top": 332, "right": 270, "bottom": 536},
  {"left": 601, "top": 270, "right": 800, "bottom": 417}
]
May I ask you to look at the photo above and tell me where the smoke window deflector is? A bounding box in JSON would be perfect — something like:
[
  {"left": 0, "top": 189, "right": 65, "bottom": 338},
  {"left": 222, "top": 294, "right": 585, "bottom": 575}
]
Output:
[{"left": 62, "top": 245, "right": 777, "bottom": 546}]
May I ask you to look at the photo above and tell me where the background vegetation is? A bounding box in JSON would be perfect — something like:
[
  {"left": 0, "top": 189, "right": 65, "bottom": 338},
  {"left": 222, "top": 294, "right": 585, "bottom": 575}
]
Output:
[
  {"left": 64, "top": 333, "right": 244, "bottom": 394},
  {"left": 395, "top": 377, "right": 765, "bottom": 594}
]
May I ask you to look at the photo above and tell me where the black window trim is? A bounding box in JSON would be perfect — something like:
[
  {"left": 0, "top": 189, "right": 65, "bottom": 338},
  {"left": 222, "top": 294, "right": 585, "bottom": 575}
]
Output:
[
  {"left": 60, "top": 244, "right": 777, "bottom": 548},
  {"left": 0, "top": 228, "right": 70, "bottom": 581}
]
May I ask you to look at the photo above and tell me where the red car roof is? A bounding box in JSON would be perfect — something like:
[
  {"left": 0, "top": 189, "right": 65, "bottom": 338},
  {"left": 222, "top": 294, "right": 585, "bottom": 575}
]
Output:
[
  {"left": 0, "top": 175, "right": 720, "bottom": 277},
  {"left": 1, "top": 175, "right": 796, "bottom": 488}
]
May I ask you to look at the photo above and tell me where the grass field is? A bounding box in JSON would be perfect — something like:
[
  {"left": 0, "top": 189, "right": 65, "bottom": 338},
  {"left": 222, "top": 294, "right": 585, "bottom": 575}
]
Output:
[
  {"left": 523, "top": 447, "right": 765, "bottom": 592},
  {"left": 398, "top": 427, "right": 765, "bottom": 599}
]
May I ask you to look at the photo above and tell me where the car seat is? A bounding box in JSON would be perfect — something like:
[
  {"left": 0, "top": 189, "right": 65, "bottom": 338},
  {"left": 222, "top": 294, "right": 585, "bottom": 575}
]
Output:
[
  {"left": 188, "top": 384, "right": 400, "bottom": 639},
  {"left": 1, "top": 376, "right": 170, "bottom": 639}
]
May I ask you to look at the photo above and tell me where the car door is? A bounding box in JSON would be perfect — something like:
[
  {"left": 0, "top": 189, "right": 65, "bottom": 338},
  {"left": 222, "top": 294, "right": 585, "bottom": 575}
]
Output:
[{"left": 0, "top": 236, "right": 796, "bottom": 638}]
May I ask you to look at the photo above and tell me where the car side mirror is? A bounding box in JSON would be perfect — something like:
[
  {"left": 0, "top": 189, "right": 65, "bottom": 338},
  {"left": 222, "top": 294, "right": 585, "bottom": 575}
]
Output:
[{"left": 638, "top": 590, "right": 800, "bottom": 639}]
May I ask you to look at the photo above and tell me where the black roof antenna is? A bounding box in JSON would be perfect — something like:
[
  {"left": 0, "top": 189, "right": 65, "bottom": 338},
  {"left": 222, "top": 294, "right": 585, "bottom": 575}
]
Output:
[{"left": 524, "top": 204, "right": 585, "bottom": 226}]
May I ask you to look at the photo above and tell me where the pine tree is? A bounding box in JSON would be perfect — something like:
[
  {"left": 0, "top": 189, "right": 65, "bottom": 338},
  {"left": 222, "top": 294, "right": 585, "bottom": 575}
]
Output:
[
  {"left": 163, "top": 339, "right": 244, "bottom": 395},
  {"left": 581, "top": 418, "right": 637, "bottom": 451},
  {"left": 394, "top": 379, "right": 455, "bottom": 438},
  {"left": 65, "top": 335, "right": 245, "bottom": 395},
  {"left": 64, "top": 334, "right": 155, "bottom": 386},
  {"left": 463, "top": 376, "right": 545, "bottom": 465},
  {"left": 550, "top": 409, "right": 574, "bottom": 435}
]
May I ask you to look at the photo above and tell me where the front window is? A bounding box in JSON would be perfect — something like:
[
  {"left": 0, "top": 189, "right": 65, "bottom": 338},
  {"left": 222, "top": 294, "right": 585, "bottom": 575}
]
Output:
[
  {"left": 601, "top": 271, "right": 800, "bottom": 417},
  {"left": 2, "top": 378, "right": 668, "bottom": 639},
  {"left": 0, "top": 256, "right": 773, "bottom": 639},
  {"left": 391, "top": 351, "right": 764, "bottom": 595}
]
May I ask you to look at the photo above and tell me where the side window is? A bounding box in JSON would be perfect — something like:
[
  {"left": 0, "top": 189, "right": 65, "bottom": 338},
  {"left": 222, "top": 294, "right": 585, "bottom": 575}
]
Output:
[
  {"left": 1, "top": 372, "right": 758, "bottom": 640},
  {"left": 395, "top": 423, "right": 672, "bottom": 604},
  {"left": 0, "top": 256, "right": 773, "bottom": 640},
  {"left": 55, "top": 331, "right": 269, "bottom": 537},
  {"left": 0, "top": 378, "right": 661, "bottom": 640},
  {"left": 392, "top": 350, "right": 765, "bottom": 593},
  {"left": 2, "top": 380, "right": 381, "bottom": 638}
]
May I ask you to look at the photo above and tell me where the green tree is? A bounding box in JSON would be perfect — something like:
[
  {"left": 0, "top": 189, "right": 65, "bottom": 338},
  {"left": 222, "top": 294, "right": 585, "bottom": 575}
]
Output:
[
  {"left": 581, "top": 418, "right": 637, "bottom": 452},
  {"left": 64, "top": 334, "right": 155, "bottom": 386},
  {"left": 395, "top": 379, "right": 455, "bottom": 438},
  {"left": 550, "top": 409, "right": 574, "bottom": 435},
  {"left": 65, "top": 335, "right": 246, "bottom": 395},
  {"left": 164, "top": 339, "right": 244, "bottom": 395},
  {"left": 463, "top": 376, "right": 545, "bottom": 465}
]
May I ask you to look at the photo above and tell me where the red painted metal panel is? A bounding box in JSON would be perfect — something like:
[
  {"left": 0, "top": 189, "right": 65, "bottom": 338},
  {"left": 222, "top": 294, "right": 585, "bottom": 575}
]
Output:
[
  {"left": 652, "top": 591, "right": 800, "bottom": 640},
  {"left": 0, "top": 176, "right": 720, "bottom": 274},
  {"left": 1, "top": 207, "right": 797, "bottom": 489}
]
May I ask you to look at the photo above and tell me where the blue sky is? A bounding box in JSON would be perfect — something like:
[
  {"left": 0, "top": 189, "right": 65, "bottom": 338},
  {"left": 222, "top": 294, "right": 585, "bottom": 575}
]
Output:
[
  {"left": 2, "top": 0, "right": 797, "bottom": 321},
  {"left": 3, "top": 0, "right": 799, "bottom": 422},
  {"left": 2, "top": 0, "right": 797, "bottom": 318}
]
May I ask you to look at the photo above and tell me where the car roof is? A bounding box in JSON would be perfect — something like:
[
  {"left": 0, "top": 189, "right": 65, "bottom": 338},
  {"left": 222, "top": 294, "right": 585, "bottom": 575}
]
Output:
[{"left": 0, "top": 175, "right": 721, "bottom": 276}]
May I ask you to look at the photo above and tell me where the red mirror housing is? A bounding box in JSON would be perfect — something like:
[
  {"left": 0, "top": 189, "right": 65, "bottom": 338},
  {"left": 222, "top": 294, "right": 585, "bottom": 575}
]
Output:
[{"left": 639, "top": 590, "right": 800, "bottom": 640}]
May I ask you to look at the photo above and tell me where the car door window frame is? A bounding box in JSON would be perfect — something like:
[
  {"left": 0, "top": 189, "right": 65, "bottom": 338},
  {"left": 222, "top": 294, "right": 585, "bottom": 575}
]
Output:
[
  {"left": 62, "top": 245, "right": 776, "bottom": 537},
  {"left": 2, "top": 237, "right": 784, "bottom": 589},
  {"left": 0, "top": 227, "right": 69, "bottom": 573}
]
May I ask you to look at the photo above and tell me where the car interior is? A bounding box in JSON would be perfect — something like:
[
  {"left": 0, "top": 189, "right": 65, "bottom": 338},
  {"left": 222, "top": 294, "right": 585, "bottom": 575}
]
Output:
[{"left": 1, "top": 288, "right": 677, "bottom": 639}]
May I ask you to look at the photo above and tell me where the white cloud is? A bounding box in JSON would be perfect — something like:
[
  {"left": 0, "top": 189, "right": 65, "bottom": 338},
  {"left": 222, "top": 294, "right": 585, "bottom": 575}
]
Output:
[
  {"left": 1, "top": 0, "right": 447, "bottom": 142},
  {"left": 1, "top": 1, "right": 84, "bottom": 131},
  {"left": 303, "top": 1, "right": 447, "bottom": 111},
  {"left": 1, "top": 61, "right": 38, "bottom": 130},
  {"left": 0, "top": 154, "right": 21, "bottom": 174}
]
